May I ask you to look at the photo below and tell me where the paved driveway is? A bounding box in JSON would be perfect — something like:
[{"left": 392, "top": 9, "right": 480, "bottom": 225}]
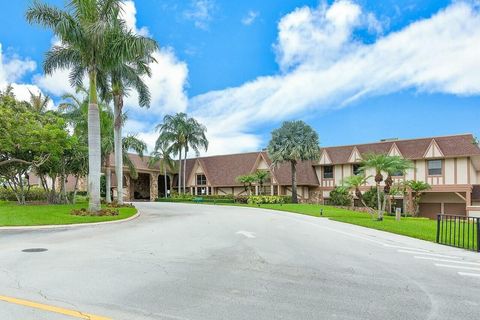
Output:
[{"left": 0, "top": 202, "right": 479, "bottom": 319}]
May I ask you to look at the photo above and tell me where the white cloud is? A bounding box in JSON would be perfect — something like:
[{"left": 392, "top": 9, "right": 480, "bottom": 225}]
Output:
[
  {"left": 120, "top": 0, "right": 151, "bottom": 36},
  {"left": 189, "top": 0, "right": 480, "bottom": 155},
  {"left": 183, "top": 0, "right": 215, "bottom": 30},
  {"left": 0, "top": 43, "right": 52, "bottom": 106},
  {"left": 242, "top": 10, "right": 259, "bottom": 26}
]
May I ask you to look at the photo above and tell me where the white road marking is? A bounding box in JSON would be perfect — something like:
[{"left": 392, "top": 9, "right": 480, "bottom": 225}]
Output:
[
  {"left": 414, "top": 256, "right": 480, "bottom": 266},
  {"left": 458, "top": 272, "right": 480, "bottom": 278},
  {"left": 383, "top": 244, "right": 429, "bottom": 252},
  {"left": 397, "top": 250, "right": 460, "bottom": 259},
  {"left": 434, "top": 263, "right": 480, "bottom": 272},
  {"left": 236, "top": 231, "right": 256, "bottom": 239}
]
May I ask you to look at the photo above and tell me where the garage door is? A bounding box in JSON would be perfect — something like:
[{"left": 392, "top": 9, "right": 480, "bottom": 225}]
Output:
[
  {"left": 419, "top": 203, "right": 441, "bottom": 219},
  {"left": 444, "top": 203, "right": 466, "bottom": 216}
]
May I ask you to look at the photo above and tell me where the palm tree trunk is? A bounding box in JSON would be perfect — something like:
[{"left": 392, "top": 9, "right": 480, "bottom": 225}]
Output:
[
  {"left": 106, "top": 167, "right": 112, "bottom": 203},
  {"left": 376, "top": 183, "right": 382, "bottom": 220},
  {"left": 88, "top": 71, "right": 101, "bottom": 212},
  {"left": 114, "top": 94, "right": 124, "bottom": 205},
  {"left": 164, "top": 166, "right": 168, "bottom": 198},
  {"left": 183, "top": 146, "right": 187, "bottom": 194},
  {"left": 72, "top": 175, "right": 79, "bottom": 205},
  {"left": 291, "top": 161, "right": 298, "bottom": 203},
  {"left": 178, "top": 150, "right": 182, "bottom": 194}
]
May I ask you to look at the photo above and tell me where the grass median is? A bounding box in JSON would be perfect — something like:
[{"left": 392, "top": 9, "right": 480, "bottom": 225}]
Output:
[
  {"left": 0, "top": 201, "right": 137, "bottom": 227},
  {"left": 221, "top": 203, "right": 437, "bottom": 242}
]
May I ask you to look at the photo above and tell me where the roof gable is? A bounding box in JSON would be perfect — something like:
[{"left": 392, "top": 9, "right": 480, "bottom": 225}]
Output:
[
  {"left": 423, "top": 139, "right": 445, "bottom": 158},
  {"left": 348, "top": 147, "right": 362, "bottom": 163},
  {"left": 388, "top": 143, "right": 403, "bottom": 158},
  {"left": 319, "top": 150, "right": 332, "bottom": 165}
]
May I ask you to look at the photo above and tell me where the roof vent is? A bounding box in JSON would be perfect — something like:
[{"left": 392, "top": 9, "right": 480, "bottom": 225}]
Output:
[{"left": 380, "top": 138, "right": 399, "bottom": 142}]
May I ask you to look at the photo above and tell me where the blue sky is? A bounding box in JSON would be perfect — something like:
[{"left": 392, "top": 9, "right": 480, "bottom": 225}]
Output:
[{"left": 0, "top": 0, "right": 479, "bottom": 155}]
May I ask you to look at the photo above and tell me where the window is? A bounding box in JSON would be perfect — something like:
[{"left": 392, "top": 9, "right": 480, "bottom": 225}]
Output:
[
  {"left": 196, "top": 174, "right": 207, "bottom": 185},
  {"left": 352, "top": 164, "right": 361, "bottom": 176},
  {"left": 391, "top": 170, "right": 404, "bottom": 177},
  {"left": 427, "top": 160, "right": 442, "bottom": 176},
  {"left": 323, "top": 166, "right": 334, "bottom": 179}
]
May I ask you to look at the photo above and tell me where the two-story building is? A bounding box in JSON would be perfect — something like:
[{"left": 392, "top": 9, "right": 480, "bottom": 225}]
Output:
[
  {"left": 102, "top": 133, "right": 480, "bottom": 218},
  {"left": 316, "top": 134, "right": 480, "bottom": 218}
]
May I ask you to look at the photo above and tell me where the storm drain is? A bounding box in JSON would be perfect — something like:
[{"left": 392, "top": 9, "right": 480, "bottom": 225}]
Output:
[{"left": 21, "top": 248, "right": 48, "bottom": 253}]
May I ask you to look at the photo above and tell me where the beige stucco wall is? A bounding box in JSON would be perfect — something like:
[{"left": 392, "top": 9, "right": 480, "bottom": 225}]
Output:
[
  {"left": 457, "top": 158, "right": 468, "bottom": 184},
  {"left": 420, "top": 192, "right": 465, "bottom": 204}
]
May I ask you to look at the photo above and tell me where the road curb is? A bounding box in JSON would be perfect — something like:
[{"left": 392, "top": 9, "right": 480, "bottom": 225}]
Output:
[{"left": 0, "top": 210, "right": 141, "bottom": 231}]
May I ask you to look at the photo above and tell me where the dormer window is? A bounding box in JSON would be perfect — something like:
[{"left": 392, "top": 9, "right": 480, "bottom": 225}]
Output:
[
  {"left": 427, "top": 160, "right": 442, "bottom": 176},
  {"left": 352, "top": 164, "right": 361, "bottom": 176},
  {"left": 323, "top": 166, "right": 334, "bottom": 179},
  {"left": 196, "top": 174, "right": 207, "bottom": 185}
]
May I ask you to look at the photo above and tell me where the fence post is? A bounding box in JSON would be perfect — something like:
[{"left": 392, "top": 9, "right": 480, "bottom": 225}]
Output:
[
  {"left": 436, "top": 214, "right": 441, "bottom": 243},
  {"left": 477, "top": 218, "right": 480, "bottom": 252}
]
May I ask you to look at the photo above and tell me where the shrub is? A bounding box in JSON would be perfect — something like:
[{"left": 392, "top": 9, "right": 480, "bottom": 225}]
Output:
[
  {"left": 0, "top": 186, "right": 47, "bottom": 202},
  {"left": 71, "top": 208, "right": 119, "bottom": 216},
  {"left": 247, "top": 195, "right": 291, "bottom": 205},
  {"left": 329, "top": 187, "right": 352, "bottom": 206},
  {"left": 362, "top": 187, "right": 384, "bottom": 209}
]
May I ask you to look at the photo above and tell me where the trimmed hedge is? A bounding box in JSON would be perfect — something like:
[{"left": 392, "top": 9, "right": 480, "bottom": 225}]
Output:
[
  {"left": 0, "top": 186, "right": 47, "bottom": 202},
  {"left": 247, "top": 195, "right": 292, "bottom": 205}
]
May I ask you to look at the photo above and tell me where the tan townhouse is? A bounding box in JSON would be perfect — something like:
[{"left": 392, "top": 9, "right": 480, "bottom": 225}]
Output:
[{"left": 100, "top": 133, "right": 480, "bottom": 218}]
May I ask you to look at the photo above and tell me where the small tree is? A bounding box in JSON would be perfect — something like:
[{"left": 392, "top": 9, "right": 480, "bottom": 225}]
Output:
[
  {"left": 343, "top": 175, "right": 375, "bottom": 218},
  {"left": 329, "top": 186, "right": 352, "bottom": 206},
  {"left": 267, "top": 121, "right": 320, "bottom": 203},
  {"left": 254, "top": 170, "right": 270, "bottom": 195},
  {"left": 405, "top": 180, "right": 431, "bottom": 216},
  {"left": 236, "top": 174, "right": 256, "bottom": 196}
]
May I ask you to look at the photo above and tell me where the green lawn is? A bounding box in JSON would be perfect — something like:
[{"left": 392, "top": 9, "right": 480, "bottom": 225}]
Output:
[
  {"left": 224, "top": 203, "right": 438, "bottom": 242},
  {"left": 0, "top": 202, "right": 137, "bottom": 227}
]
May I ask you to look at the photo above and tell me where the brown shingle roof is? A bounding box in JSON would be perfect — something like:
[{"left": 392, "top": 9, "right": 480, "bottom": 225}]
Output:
[{"left": 319, "top": 134, "right": 480, "bottom": 164}]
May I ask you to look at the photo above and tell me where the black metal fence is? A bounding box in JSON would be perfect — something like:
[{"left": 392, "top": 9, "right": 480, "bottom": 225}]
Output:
[{"left": 436, "top": 214, "right": 480, "bottom": 252}]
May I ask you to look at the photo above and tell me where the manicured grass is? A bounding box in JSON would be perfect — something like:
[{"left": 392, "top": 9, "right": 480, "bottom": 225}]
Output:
[
  {"left": 0, "top": 202, "right": 137, "bottom": 227},
  {"left": 224, "top": 203, "right": 438, "bottom": 242}
]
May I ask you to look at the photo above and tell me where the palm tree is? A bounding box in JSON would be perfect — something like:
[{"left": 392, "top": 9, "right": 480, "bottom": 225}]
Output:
[
  {"left": 150, "top": 140, "right": 176, "bottom": 198},
  {"left": 267, "top": 121, "right": 320, "bottom": 203},
  {"left": 28, "top": 90, "right": 50, "bottom": 113},
  {"left": 182, "top": 117, "right": 208, "bottom": 193},
  {"left": 236, "top": 174, "right": 256, "bottom": 196},
  {"left": 343, "top": 174, "right": 375, "bottom": 217},
  {"left": 156, "top": 113, "right": 188, "bottom": 194},
  {"left": 382, "top": 157, "right": 413, "bottom": 212},
  {"left": 360, "top": 153, "right": 392, "bottom": 220},
  {"left": 254, "top": 170, "right": 270, "bottom": 195},
  {"left": 106, "top": 18, "right": 157, "bottom": 205},
  {"left": 405, "top": 180, "right": 431, "bottom": 216},
  {"left": 26, "top": 0, "right": 153, "bottom": 212}
]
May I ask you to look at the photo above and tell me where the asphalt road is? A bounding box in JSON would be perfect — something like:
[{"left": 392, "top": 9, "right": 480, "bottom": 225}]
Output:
[{"left": 1, "top": 202, "right": 479, "bottom": 320}]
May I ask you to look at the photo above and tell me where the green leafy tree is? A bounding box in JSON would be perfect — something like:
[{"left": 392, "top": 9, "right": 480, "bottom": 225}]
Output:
[
  {"left": 405, "top": 180, "right": 431, "bottom": 216},
  {"left": 0, "top": 89, "right": 70, "bottom": 204},
  {"left": 236, "top": 174, "right": 257, "bottom": 196},
  {"left": 254, "top": 170, "right": 270, "bottom": 195},
  {"left": 267, "top": 121, "right": 320, "bottom": 203},
  {"left": 329, "top": 186, "right": 352, "bottom": 206},
  {"left": 343, "top": 174, "right": 375, "bottom": 217},
  {"left": 26, "top": 0, "right": 152, "bottom": 211}
]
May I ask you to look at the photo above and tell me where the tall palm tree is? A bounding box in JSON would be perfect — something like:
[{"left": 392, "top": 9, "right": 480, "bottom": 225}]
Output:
[
  {"left": 156, "top": 113, "right": 188, "bottom": 194},
  {"left": 182, "top": 117, "right": 208, "bottom": 193},
  {"left": 28, "top": 90, "right": 50, "bottom": 113},
  {"left": 360, "top": 153, "right": 392, "bottom": 220},
  {"left": 150, "top": 140, "right": 176, "bottom": 198},
  {"left": 106, "top": 18, "right": 157, "bottom": 205},
  {"left": 267, "top": 121, "right": 320, "bottom": 203},
  {"left": 26, "top": 0, "right": 152, "bottom": 211}
]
